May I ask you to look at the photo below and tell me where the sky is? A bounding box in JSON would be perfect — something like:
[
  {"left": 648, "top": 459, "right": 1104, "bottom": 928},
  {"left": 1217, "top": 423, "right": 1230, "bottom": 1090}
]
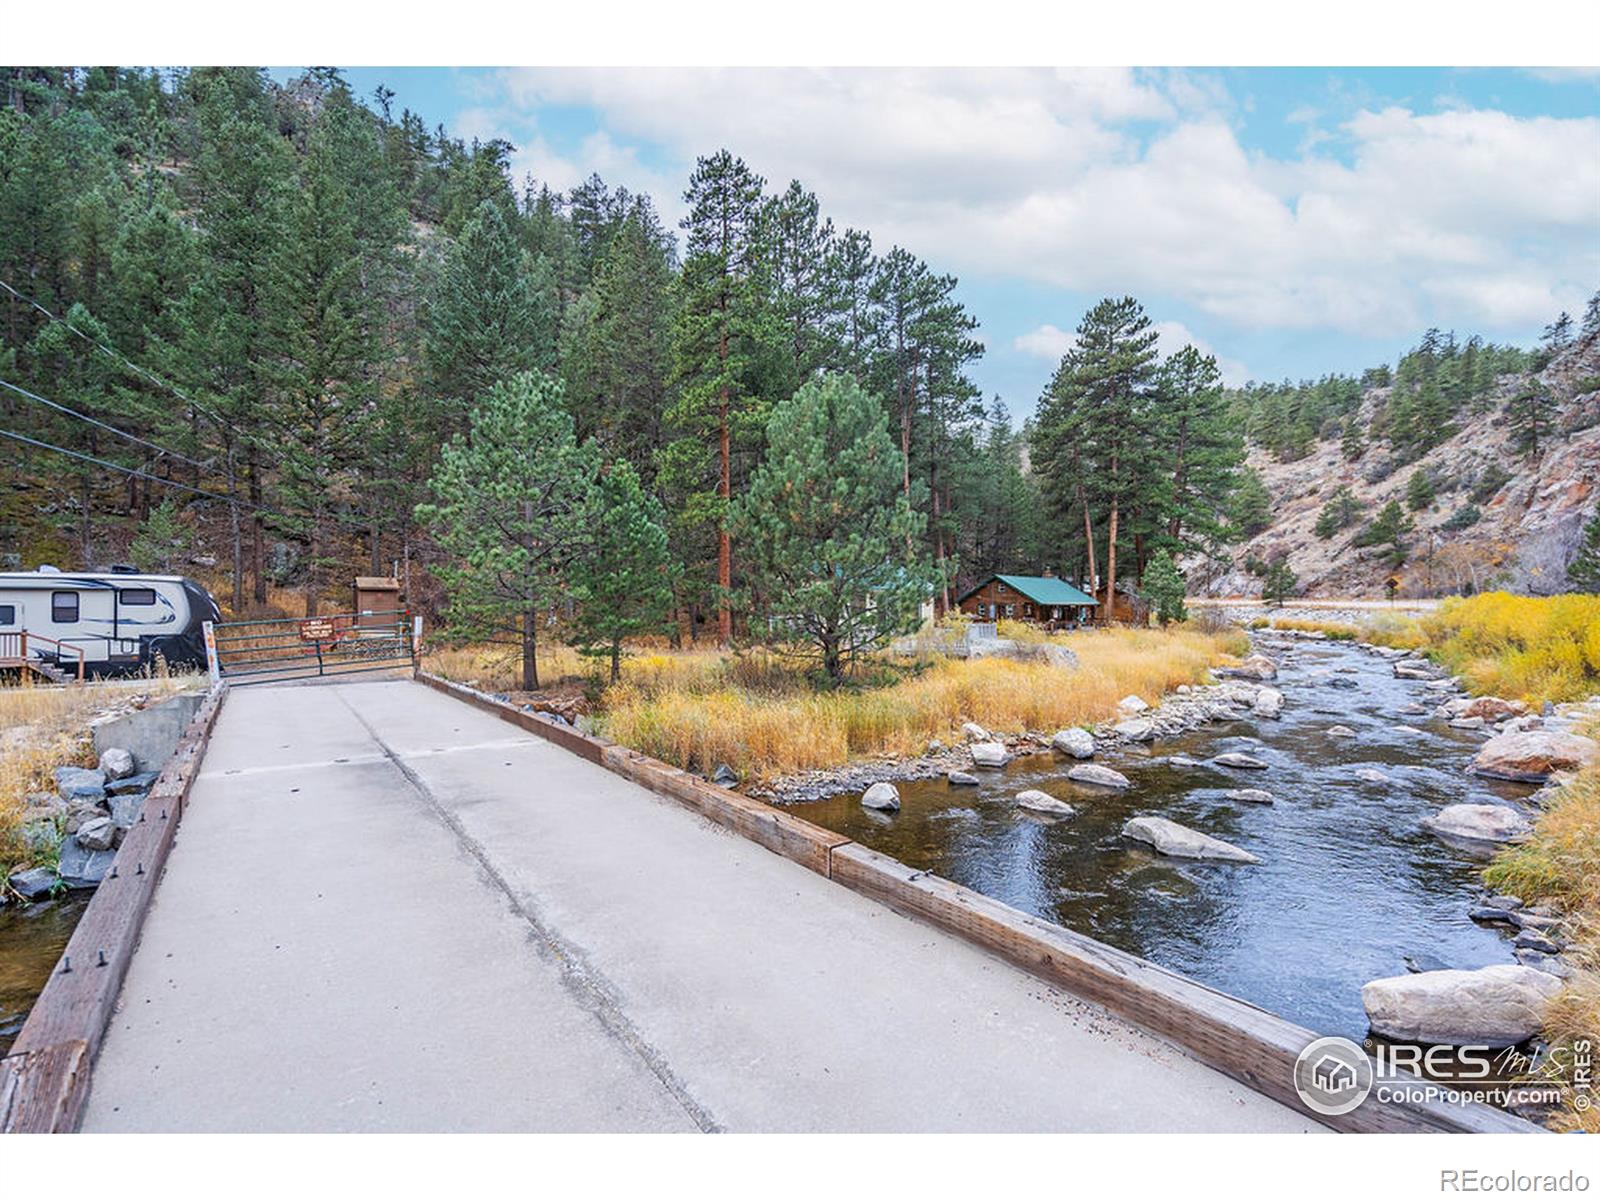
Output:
[{"left": 281, "top": 66, "right": 1600, "bottom": 416}]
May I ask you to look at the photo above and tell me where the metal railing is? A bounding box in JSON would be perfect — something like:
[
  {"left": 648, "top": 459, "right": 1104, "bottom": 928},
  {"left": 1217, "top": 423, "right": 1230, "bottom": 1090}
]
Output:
[
  {"left": 0, "top": 631, "right": 87, "bottom": 680},
  {"left": 207, "top": 609, "right": 416, "bottom": 685}
]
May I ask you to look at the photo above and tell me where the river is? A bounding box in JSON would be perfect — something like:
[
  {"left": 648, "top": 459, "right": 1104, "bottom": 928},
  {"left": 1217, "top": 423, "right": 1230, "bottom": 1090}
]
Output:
[
  {"left": 0, "top": 892, "right": 89, "bottom": 1056},
  {"left": 789, "top": 633, "right": 1537, "bottom": 1041}
]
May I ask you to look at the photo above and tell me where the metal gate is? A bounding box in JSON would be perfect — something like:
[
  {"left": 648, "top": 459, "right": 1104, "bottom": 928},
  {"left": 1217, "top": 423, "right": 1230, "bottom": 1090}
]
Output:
[{"left": 204, "top": 609, "right": 417, "bottom": 686}]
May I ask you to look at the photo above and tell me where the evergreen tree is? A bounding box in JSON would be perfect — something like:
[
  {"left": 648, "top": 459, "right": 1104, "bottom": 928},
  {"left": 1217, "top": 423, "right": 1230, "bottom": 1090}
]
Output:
[
  {"left": 1155, "top": 345, "right": 1243, "bottom": 556},
  {"left": 416, "top": 371, "right": 599, "bottom": 691},
  {"left": 1142, "top": 549, "right": 1188, "bottom": 626},
  {"left": 1507, "top": 381, "right": 1553, "bottom": 462},
  {"left": 1406, "top": 467, "right": 1436, "bottom": 511},
  {"left": 765, "top": 180, "right": 835, "bottom": 383},
  {"left": 731, "top": 374, "right": 938, "bottom": 680},
  {"left": 1314, "top": 486, "right": 1364, "bottom": 539},
  {"left": 1262, "top": 556, "right": 1297, "bottom": 607},
  {"left": 571, "top": 462, "right": 677, "bottom": 681},
  {"left": 426, "top": 197, "right": 555, "bottom": 435},
  {"left": 1340, "top": 412, "right": 1367, "bottom": 461},
  {"left": 667, "top": 150, "right": 778, "bottom": 645},
  {"left": 1568, "top": 508, "right": 1600, "bottom": 593},
  {"left": 129, "top": 497, "right": 191, "bottom": 571},
  {"left": 1355, "top": 499, "right": 1415, "bottom": 566},
  {"left": 1228, "top": 467, "right": 1272, "bottom": 537}
]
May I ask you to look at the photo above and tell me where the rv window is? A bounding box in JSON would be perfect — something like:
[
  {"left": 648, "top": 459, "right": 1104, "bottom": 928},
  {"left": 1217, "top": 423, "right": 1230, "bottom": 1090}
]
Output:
[
  {"left": 120, "top": 588, "right": 157, "bottom": 606},
  {"left": 0, "top": 604, "right": 14, "bottom": 625},
  {"left": 52, "top": 591, "right": 79, "bottom": 622}
]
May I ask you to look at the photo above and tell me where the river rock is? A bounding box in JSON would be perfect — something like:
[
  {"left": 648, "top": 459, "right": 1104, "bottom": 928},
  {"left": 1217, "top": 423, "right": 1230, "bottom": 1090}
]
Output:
[
  {"left": 1393, "top": 661, "right": 1441, "bottom": 680},
  {"left": 1225, "top": 788, "right": 1274, "bottom": 804},
  {"left": 1515, "top": 949, "right": 1573, "bottom": 979},
  {"left": 926, "top": 739, "right": 944, "bottom": 755},
  {"left": 1449, "top": 715, "right": 1486, "bottom": 730},
  {"left": 970, "top": 742, "right": 1011, "bottom": 768},
  {"left": 1486, "top": 893, "right": 1524, "bottom": 910},
  {"left": 1462, "top": 697, "right": 1527, "bottom": 721},
  {"left": 1354, "top": 768, "right": 1390, "bottom": 784},
  {"left": 57, "top": 839, "right": 115, "bottom": 889},
  {"left": 1514, "top": 929, "right": 1563, "bottom": 955},
  {"left": 1251, "top": 688, "right": 1284, "bottom": 719},
  {"left": 109, "top": 791, "right": 146, "bottom": 829},
  {"left": 1326, "top": 677, "right": 1360, "bottom": 690},
  {"left": 947, "top": 771, "right": 980, "bottom": 787},
  {"left": 1113, "top": 718, "right": 1156, "bottom": 741},
  {"left": 1067, "top": 763, "right": 1131, "bottom": 789},
  {"left": 712, "top": 763, "right": 739, "bottom": 788},
  {"left": 54, "top": 766, "right": 107, "bottom": 801},
  {"left": 1470, "top": 730, "right": 1600, "bottom": 783},
  {"left": 7, "top": 866, "right": 58, "bottom": 900},
  {"left": 961, "top": 721, "right": 991, "bottom": 741},
  {"left": 1015, "top": 789, "right": 1075, "bottom": 817},
  {"left": 1361, "top": 965, "right": 1564, "bottom": 1046},
  {"left": 1225, "top": 654, "right": 1279, "bottom": 681},
  {"left": 1212, "top": 752, "right": 1268, "bottom": 770},
  {"left": 1121, "top": 816, "right": 1259, "bottom": 863},
  {"left": 1422, "top": 804, "right": 1531, "bottom": 844},
  {"left": 1511, "top": 909, "right": 1561, "bottom": 931},
  {"left": 1167, "top": 755, "right": 1202, "bottom": 768},
  {"left": 861, "top": 782, "right": 901, "bottom": 812},
  {"left": 1398, "top": 703, "right": 1429, "bottom": 716},
  {"left": 63, "top": 799, "right": 107, "bottom": 834},
  {"left": 1051, "top": 728, "right": 1095, "bottom": 758},
  {"left": 1468, "top": 905, "right": 1518, "bottom": 925},
  {"left": 1327, "top": 725, "right": 1357, "bottom": 739},
  {"left": 97, "top": 747, "right": 136, "bottom": 780},
  {"left": 1117, "top": 695, "right": 1150, "bottom": 715},
  {"left": 76, "top": 815, "right": 118, "bottom": 851}
]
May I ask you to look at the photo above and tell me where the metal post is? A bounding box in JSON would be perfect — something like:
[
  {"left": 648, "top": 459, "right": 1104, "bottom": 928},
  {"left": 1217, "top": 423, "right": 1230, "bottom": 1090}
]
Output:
[
  {"left": 202, "top": 620, "right": 220, "bottom": 685},
  {"left": 412, "top": 614, "right": 423, "bottom": 659}
]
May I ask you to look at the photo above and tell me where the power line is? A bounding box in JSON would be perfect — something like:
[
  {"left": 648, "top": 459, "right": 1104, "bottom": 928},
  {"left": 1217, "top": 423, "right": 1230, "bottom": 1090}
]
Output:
[
  {"left": 0, "top": 376, "right": 212, "bottom": 471},
  {"left": 1, "top": 427, "right": 261, "bottom": 511},
  {"left": 0, "top": 276, "right": 225, "bottom": 426}
]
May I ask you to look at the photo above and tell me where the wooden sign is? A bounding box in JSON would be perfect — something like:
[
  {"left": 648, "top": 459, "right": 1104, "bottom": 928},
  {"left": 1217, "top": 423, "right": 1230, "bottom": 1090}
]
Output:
[{"left": 298, "top": 618, "right": 336, "bottom": 642}]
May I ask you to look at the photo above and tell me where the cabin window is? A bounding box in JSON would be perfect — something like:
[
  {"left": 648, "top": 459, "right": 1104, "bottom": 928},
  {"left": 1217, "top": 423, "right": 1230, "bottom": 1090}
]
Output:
[
  {"left": 52, "top": 591, "right": 79, "bottom": 623},
  {"left": 1002, "top": 604, "right": 1015, "bottom": 618},
  {"left": 0, "top": 604, "right": 14, "bottom": 625},
  {"left": 996, "top": 582, "right": 1009, "bottom": 595},
  {"left": 1023, "top": 603, "right": 1035, "bottom": 618},
  {"left": 120, "top": 588, "right": 157, "bottom": 606}
]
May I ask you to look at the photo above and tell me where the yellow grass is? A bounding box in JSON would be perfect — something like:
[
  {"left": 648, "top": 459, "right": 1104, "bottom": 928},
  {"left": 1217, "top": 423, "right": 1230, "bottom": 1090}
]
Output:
[
  {"left": 1415, "top": 592, "right": 1600, "bottom": 707},
  {"left": 1, "top": 672, "right": 197, "bottom": 875},
  {"left": 599, "top": 625, "right": 1242, "bottom": 782}
]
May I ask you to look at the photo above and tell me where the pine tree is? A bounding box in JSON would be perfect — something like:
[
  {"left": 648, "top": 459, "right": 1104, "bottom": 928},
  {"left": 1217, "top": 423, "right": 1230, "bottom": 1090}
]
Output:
[
  {"left": 765, "top": 180, "right": 835, "bottom": 383},
  {"left": 1314, "top": 486, "right": 1364, "bottom": 539},
  {"left": 416, "top": 371, "right": 599, "bottom": 691},
  {"left": 571, "top": 462, "right": 677, "bottom": 681},
  {"left": 1568, "top": 509, "right": 1600, "bottom": 592},
  {"left": 1340, "top": 412, "right": 1367, "bottom": 461},
  {"left": 1355, "top": 499, "right": 1415, "bottom": 566},
  {"left": 1507, "top": 382, "right": 1553, "bottom": 462},
  {"left": 1406, "top": 468, "right": 1436, "bottom": 511},
  {"left": 731, "top": 374, "right": 939, "bottom": 680},
  {"left": 1228, "top": 467, "right": 1272, "bottom": 537},
  {"left": 1155, "top": 345, "right": 1244, "bottom": 556},
  {"left": 1262, "top": 556, "right": 1297, "bottom": 607},
  {"left": 667, "top": 149, "right": 778, "bottom": 645},
  {"left": 130, "top": 498, "right": 192, "bottom": 571},
  {"left": 1142, "top": 549, "right": 1187, "bottom": 625},
  {"left": 426, "top": 197, "right": 555, "bottom": 436}
]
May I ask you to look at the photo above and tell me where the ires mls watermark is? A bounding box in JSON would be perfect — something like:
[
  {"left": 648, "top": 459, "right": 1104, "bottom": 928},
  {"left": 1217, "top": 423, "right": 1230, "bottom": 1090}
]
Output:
[{"left": 1292, "top": 1036, "right": 1588, "bottom": 1117}]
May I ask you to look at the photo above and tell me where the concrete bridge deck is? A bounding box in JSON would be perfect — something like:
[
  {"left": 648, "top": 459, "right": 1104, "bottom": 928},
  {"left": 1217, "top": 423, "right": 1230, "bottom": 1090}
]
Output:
[{"left": 83, "top": 678, "right": 1316, "bottom": 1133}]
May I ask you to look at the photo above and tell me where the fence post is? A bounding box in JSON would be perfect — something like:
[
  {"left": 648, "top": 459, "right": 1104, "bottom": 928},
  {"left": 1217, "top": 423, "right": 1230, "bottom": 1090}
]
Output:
[
  {"left": 202, "top": 620, "right": 220, "bottom": 685},
  {"left": 412, "top": 614, "right": 422, "bottom": 659}
]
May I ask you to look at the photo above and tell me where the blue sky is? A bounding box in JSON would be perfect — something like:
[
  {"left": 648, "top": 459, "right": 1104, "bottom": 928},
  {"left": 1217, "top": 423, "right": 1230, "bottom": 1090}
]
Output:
[{"left": 279, "top": 66, "right": 1599, "bottom": 415}]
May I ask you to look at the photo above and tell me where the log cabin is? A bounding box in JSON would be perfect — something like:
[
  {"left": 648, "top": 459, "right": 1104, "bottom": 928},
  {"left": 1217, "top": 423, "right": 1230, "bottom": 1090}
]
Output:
[{"left": 955, "top": 573, "right": 1099, "bottom": 628}]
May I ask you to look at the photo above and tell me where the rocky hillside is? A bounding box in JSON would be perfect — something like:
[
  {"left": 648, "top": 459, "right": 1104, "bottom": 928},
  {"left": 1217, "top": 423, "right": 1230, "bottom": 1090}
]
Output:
[{"left": 1201, "top": 332, "right": 1600, "bottom": 598}]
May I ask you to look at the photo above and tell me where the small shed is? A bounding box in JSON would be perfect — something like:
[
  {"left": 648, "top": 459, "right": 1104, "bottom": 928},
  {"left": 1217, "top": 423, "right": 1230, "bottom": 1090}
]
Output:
[{"left": 352, "top": 576, "right": 403, "bottom": 629}]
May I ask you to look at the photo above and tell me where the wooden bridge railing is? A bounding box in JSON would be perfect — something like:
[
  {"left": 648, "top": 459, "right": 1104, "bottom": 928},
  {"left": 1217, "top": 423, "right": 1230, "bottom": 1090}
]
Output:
[{"left": 0, "top": 632, "right": 86, "bottom": 681}]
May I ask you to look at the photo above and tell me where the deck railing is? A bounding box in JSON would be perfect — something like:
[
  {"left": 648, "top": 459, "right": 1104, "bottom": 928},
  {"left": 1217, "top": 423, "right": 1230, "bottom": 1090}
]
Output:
[{"left": 0, "top": 631, "right": 87, "bottom": 681}]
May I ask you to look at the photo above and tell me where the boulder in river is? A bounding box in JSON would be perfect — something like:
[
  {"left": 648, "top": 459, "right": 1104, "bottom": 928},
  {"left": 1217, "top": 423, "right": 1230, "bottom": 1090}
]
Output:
[
  {"left": 1251, "top": 688, "right": 1284, "bottom": 719},
  {"left": 1121, "top": 816, "right": 1260, "bottom": 864},
  {"left": 1222, "top": 654, "right": 1279, "bottom": 681},
  {"left": 1362, "top": 965, "right": 1563, "bottom": 1047},
  {"left": 1470, "top": 730, "right": 1600, "bottom": 783},
  {"left": 1326, "top": 677, "right": 1360, "bottom": 690},
  {"left": 1225, "top": 788, "right": 1274, "bottom": 804},
  {"left": 1354, "top": 767, "right": 1390, "bottom": 784},
  {"left": 1514, "top": 929, "right": 1563, "bottom": 955},
  {"left": 1167, "top": 755, "right": 1202, "bottom": 768},
  {"left": 6, "top": 866, "right": 57, "bottom": 900},
  {"left": 1515, "top": 949, "right": 1573, "bottom": 980},
  {"left": 947, "top": 771, "right": 980, "bottom": 787},
  {"left": 961, "top": 721, "right": 991, "bottom": 742},
  {"left": 1422, "top": 804, "right": 1531, "bottom": 845},
  {"left": 1067, "top": 763, "right": 1131, "bottom": 789},
  {"left": 97, "top": 747, "right": 136, "bottom": 780},
  {"left": 970, "top": 742, "right": 1012, "bottom": 768},
  {"left": 1117, "top": 695, "right": 1150, "bottom": 715},
  {"left": 1394, "top": 660, "right": 1443, "bottom": 681},
  {"left": 1461, "top": 697, "right": 1527, "bottom": 721},
  {"left": 1113, "top": 718, "right": 1156, "bottom": 742},
  {"left": 1327, "top": 725, "right": 1357, "bottom": 739},
  {"left": 1015, "top": 789, "right": 1075, "bottom": 817},
  {"left": 1448, "top": 715, "right": 1485, "bottom": 730},
  {"left": 861, "top": 782, "right": 901, "bottom": 812},
  {"left": 1051, "top": 728, "right": 1095, "bottom": 758},
  {"left": 1212, "top": 752, "right": 1268, "bottom": 770}
]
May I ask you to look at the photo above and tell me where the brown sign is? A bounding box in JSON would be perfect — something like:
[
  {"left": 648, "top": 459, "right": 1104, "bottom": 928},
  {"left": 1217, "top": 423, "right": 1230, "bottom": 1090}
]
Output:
[{"left": 298, "top": 618, "right": 336, "bottom": 642}]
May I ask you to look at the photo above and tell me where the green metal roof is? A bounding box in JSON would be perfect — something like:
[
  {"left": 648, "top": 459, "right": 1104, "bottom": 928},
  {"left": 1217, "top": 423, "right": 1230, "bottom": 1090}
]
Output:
[{"left": 962, "top": 574, "right": 1098, "bottom": 607}]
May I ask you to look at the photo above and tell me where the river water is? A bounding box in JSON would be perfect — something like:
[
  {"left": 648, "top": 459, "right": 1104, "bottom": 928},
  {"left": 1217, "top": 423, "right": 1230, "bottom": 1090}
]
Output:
[
  {"left": 790, "top": 634, "right": 1537, "bottom": 1041},
  {"left": 0, "top": 892, "right": 89, "bottom": 1055}
]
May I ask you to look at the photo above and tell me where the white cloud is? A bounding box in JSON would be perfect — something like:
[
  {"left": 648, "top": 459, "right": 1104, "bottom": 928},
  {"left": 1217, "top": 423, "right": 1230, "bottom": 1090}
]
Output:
[
  {"left": 479, "top": 68, "right": 1599, "bottom": 340},
  {"left": 1013, "top": 319, "right": 1249, "bottom": 386}
]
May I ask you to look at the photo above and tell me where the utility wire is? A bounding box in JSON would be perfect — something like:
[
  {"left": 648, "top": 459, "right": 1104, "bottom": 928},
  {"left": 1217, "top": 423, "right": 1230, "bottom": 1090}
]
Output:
[
  {"left": 0, "top": 376, "right": 212, "bottom": 471},
  {"left": 0, "top": 276, "right": 225, "bottom": 426},
  {"left": 1, "top": 427, "right": 262, "bottom": 510}
]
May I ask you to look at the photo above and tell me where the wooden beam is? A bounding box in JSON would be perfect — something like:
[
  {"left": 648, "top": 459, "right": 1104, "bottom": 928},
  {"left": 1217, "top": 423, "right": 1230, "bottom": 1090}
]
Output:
[{"left": 1, "top": 683, "right": 226, "bottom": 1134}]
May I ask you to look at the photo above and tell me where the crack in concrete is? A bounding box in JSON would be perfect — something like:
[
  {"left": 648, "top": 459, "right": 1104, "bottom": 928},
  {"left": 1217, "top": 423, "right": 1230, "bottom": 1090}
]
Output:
[{"left": 333, "top": 690, "right": 722, "bottom": 1134}]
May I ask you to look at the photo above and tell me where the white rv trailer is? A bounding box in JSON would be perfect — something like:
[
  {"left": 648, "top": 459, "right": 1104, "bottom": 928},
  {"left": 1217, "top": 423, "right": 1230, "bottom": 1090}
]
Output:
[{"left": 0, "top": 567, "right": 221, "bottom": 674}]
